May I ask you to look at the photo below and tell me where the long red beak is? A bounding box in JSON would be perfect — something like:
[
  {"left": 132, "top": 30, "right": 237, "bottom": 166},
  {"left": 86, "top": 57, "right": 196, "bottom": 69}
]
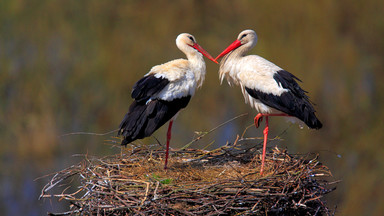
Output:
[
  {"left": 191, "top": 43, "right": 218, "bottom": 64},
  {"left": 214, "top": 39, "right": 242, "bottom": 61}
]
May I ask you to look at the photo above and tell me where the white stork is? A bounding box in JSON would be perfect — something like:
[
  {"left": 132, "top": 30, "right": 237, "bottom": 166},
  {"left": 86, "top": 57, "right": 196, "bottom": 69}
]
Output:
[
  {"left": 215, "top": 29, "right": 322, "bottom": 175},
  {"left": 118, "top": 33, "right": 217, "bottom": 169}
]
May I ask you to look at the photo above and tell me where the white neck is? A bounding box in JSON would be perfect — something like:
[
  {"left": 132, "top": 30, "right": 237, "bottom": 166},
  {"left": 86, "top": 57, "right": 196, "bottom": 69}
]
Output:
[{"left": 186, "top": 51, "right": 206, "bottom": 89}]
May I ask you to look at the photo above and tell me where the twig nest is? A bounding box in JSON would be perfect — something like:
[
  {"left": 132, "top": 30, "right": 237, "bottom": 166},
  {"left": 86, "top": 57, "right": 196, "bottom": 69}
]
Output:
[{"left": 40, "top": 141, "right": 336, "bottom": 215}]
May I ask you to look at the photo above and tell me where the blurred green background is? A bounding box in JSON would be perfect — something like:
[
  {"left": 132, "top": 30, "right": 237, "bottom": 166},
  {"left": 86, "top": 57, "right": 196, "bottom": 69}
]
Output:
[{"left": 1, "top": 0, "right": 384, "bottom": 215}]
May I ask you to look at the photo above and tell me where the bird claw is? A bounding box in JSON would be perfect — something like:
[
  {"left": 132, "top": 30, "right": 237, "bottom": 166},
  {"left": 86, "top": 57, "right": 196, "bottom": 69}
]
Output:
[{"left": 254, "top": 114, "right": 263, "bottom": 128}]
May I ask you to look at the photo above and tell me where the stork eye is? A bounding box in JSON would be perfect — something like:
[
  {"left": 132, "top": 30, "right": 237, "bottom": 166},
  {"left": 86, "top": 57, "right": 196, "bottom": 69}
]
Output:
[
  {"left": 188, "top": 36, "right": 195, "bottom": 42},
  {"left": 240, "top": 34, "right": 247, "bottom": 39}
]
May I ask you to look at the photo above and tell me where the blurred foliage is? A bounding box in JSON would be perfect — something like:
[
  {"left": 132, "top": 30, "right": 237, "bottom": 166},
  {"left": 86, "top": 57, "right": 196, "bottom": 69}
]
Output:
[{"left": 1, "top": 0, "right": 384, "bottom": 215}]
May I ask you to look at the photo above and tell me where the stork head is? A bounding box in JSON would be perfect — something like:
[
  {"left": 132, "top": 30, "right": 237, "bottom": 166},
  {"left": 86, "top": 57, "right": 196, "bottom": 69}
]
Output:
[
  {"left": 215, "top": 29, "right": 258, "bottom": 61},
  {"left": 176, "top": 33, "right": 217, "bottom": 63}
]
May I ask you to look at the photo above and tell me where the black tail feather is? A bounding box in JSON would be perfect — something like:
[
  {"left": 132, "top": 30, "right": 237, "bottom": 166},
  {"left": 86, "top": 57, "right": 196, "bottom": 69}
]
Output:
[{"left": 303, "top": 108, "right": 322, "bottom": 129}]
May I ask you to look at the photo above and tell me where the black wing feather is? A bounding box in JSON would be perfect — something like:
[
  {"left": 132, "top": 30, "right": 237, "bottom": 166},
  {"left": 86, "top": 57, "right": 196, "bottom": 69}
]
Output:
[
  {"left": 245, "top": 70, "right": 322, "bottom": 129},
  {"left": 131, "top": 74, "right": 170, "bottom": 103},
  {"left": 118, "top": 97, "right": 191, "bottom": 145}
]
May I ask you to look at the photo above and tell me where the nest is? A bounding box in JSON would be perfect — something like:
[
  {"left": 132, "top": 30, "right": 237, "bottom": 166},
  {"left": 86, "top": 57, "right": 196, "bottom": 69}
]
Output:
[{"left": 40, "top": 134, "right": 337, "bottom": 216}]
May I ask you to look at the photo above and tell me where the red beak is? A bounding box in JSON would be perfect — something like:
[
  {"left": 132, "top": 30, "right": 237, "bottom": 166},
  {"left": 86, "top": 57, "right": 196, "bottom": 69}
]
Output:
[
  {"left": 214, "top": 39, "right": 242, "bottom": 61},
  {"left": 191, "top": 43, "right": 218, "bottom": 64}
]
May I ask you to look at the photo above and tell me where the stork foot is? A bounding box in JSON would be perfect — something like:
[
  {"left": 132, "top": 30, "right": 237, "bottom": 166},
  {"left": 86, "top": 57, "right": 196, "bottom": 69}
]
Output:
[{"left": 254, "top": 113, "right": 264, "bottom": 128}]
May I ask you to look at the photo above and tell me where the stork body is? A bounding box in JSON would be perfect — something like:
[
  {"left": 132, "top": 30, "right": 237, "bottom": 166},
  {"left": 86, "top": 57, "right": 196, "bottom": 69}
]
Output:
[
  {"left": 118, "top": 33, "right": 216, "bottom": 169},
  {"left": 215, "top": 30, "right": 322, "bottom": 175}
]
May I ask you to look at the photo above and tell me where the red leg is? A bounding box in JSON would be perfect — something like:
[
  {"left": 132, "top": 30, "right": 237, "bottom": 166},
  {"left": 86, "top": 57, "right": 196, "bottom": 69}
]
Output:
[
  {"left": 256, "top": 113, "right": 291, "bottom": 119},
  {"left": 255, "top": 113, "right": 290, "bottom": 175},
  {"left": 164, "top": 120, "right": 173, "bottom": 170},
  {"left": 260, "top": 116, "right": 269, "bottom": 175}
]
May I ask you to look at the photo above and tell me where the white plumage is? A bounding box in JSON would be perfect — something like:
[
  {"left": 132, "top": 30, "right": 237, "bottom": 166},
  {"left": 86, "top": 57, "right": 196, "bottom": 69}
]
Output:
[{"left": 148, "top": 60, "right": 200, "bottom": 101}]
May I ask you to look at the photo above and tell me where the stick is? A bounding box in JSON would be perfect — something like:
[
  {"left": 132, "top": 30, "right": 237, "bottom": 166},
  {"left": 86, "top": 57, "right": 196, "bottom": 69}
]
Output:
[
  {"left": 58, "top": 129, "right": 119, "bottom": 137},
  {"left": 181, "top": 113, "right": 248, "bottom": 150}
]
